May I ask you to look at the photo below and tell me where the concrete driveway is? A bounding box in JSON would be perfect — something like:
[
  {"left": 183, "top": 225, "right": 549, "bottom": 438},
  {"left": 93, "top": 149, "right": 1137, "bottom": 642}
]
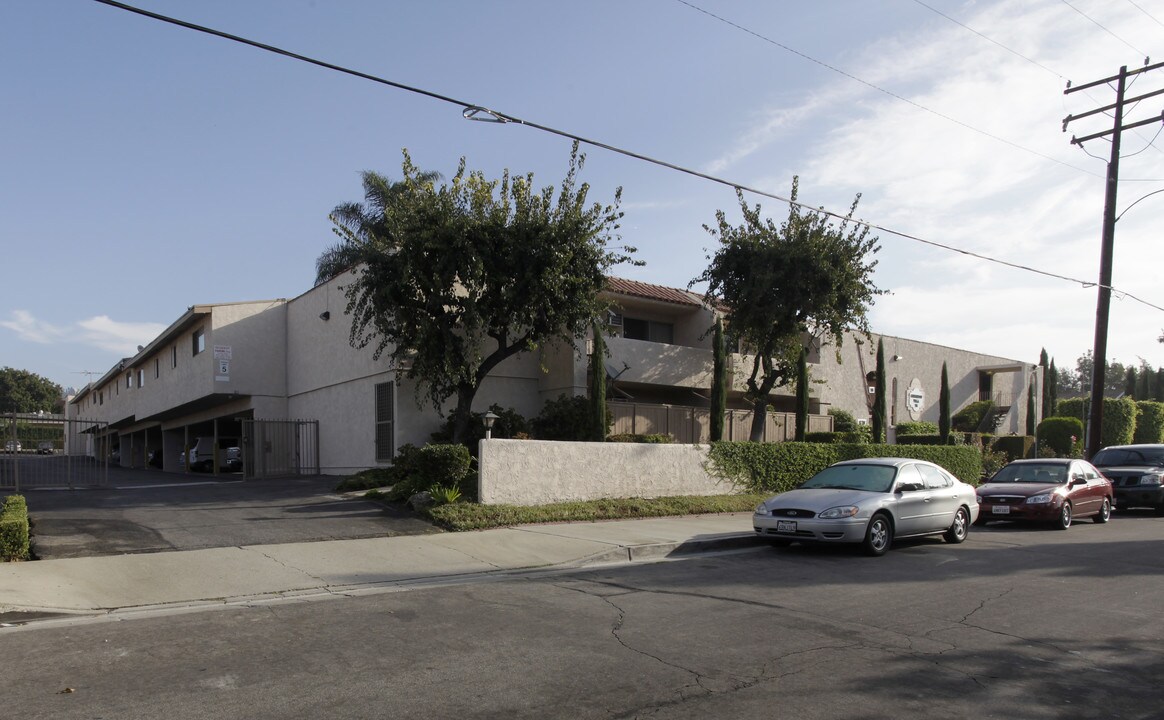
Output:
[{"left": 21, "top": 471, "right": 440, "bottom": 559}]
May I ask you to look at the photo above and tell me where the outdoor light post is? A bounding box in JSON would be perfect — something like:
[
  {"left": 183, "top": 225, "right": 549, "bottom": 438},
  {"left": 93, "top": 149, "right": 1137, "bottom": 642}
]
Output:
[{"left": 482, "top": 411, "right": 498, "bottom": 440}]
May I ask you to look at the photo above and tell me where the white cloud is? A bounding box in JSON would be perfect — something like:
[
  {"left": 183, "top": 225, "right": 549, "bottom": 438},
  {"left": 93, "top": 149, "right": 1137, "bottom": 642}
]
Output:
[
  {"left": 1, "top": 310, "right": 166, "bottom": 357},
  {"left": 710, "top": 0, "right": 1164, "bottom": 368},
  {"left": 0, "top": 310, "right": 67, "bottom": 344}
]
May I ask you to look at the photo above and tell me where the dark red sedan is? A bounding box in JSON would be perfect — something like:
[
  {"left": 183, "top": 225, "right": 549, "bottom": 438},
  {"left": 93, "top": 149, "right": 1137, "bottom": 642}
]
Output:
[{"left": 975, "top": 459, "right": 1113, "bottom": 529}]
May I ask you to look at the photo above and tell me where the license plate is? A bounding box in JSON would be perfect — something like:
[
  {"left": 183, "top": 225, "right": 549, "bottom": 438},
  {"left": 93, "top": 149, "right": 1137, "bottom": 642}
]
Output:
[
  {"left": 776, "top": 520, "right": 797, "bottom": 533},
  {"left": 992, "top": 505, "right": 1011, "bottom": 515}
]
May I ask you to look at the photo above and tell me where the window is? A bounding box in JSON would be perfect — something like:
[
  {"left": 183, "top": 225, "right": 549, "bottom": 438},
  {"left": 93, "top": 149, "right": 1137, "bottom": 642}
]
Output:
[
  {"left": 375, "top": 382, "right": 395, "bottom": 462},
  {"left": 171, "top": 346, "right": 177, "bottom": 368},
  {"left": 193, "top": 328, "right": 206, "bottom": 356},
  {"left": 622, "top": 317, "right": 674, "bottom": 344},
  {"left": 137, "top": 369, "right": 144, "bottom": 388},
  {"left": 99, "top": 391, "right": 104, "bottom": 405},
  {"left": 155, "top": 358, "right": 160, "bottom": 379},
  {"left": 126, "top": 372, "right": 132, "bottom": 389},
  {"left": 918, "top": 464, "right": 951, "bottom": 489}
]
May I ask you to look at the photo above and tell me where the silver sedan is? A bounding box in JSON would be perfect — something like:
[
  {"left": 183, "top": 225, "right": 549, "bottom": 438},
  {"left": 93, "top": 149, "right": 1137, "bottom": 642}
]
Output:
[{"left": 753, "top": 458, "right": 980, "bottom": 556}]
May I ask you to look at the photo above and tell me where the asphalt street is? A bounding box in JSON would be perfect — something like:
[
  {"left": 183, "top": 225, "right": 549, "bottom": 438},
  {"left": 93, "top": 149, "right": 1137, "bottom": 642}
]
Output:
[
  {"left": 4, "top": 511, "right": 1162, "bottom": 720},
  {"left": 20, "top": 474, "right": 438, "bottom": 558}
]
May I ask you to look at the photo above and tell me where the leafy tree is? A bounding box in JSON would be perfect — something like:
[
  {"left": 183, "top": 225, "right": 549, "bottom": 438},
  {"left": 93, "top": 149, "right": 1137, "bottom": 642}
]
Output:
[
  {"left": 1125, "top": 367, "right": 1137, "bottom": 399},
  {"left": 1156, "top": 368, "right": 1164, "bottom": 402},
  {"left": 1060, "top": 351, "right": 1127, "bottom": 399},
  {"left": 828, "top": 407, "right": 857, "bottom": 432},
  {"left": 693, "top": 178, "right": 882, "bottom": 441},
  {"left": 709, "top": 315, "right": 727, "bottom": 442},
  {"left": 589, "top": 324, "right": 607, "bottom": 442},
  {"left": 335, "top": 143, "right": 636, "bottom": 443},
  {"left": 315, "top": 169, "right": 442, "bottom": 286},
  {"left": 871, "top": 339, "right": 886, "bottom": 443},
  {"left": 794, "top": 346, "right": 809, "bottom": 441},
  {"left": 939, "top": 362, "right": 951, "bottom": 443},
  {"left": 0, "top": 367, "right": 62, "bottom": 414}
]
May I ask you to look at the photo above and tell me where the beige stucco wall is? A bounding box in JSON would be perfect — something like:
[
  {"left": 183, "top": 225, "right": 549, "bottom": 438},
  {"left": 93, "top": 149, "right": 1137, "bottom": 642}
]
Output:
[
  {"left": 812, "top": 333, "right": 1039, "bottom": 435},
  {"left": 478, "top": 439, "right": 742, "bottom": 505}
]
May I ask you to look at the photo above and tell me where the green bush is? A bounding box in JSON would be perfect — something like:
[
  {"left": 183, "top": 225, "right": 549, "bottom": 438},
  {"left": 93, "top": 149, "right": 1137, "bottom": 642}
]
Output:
[
  {"left": 991, "top": 435, "right": 1035, "bottom": 461},
  {"left": 1135, "top": 401, "right": 1164, "bottom": 443},
  {"left": 706, "top": 442, "right": 982, "bottom": 494},
  {"left": 607, "top": 433, "right": 674, "bottom": 444},
  {"left": 1, "top": 494, "right": 30, "bottom": 562},
  {"left": 952, "top": 400, "right": 994, "bottom": 432},
  {"left": 896, "top": 434, "right": 951, "bottom": 446},
  {"left": 828, "top": 408, "right": 858, "bottom": 433},
  {"left": 1037, "top": 416, "right": 1084, "bottom": 457},
  {"left": 1057, "top": 397, "right": 1137, "bottom": 448},
  {"left": 896, "top": 421, "right": 938, "bottom": 436},
  {"left": 430, "top": 404, "right": 529, "bottom": 448},
  {"left": 805, "top": 431, "right": 870, "bottom": 444},
  {"left": 532, "top": 394, "right": 608, "bottom": 441}
]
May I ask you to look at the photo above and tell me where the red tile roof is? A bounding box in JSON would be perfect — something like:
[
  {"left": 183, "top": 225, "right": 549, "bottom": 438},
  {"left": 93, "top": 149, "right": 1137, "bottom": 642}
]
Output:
[{"left": 605, "top": 277, "right": 704, "bottom": 307}]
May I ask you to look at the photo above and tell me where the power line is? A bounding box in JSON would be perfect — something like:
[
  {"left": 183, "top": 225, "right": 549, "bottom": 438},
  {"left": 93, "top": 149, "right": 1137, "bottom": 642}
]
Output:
[
  {"left": 1061, "top": 0, "right": 1150, "bottom": 61},
  {"left": 672, "top": 0, "right": 1101, "bottom": 178},
  {"left": 911, "top": 0, "right": 1067, "bottom": 81},
  {"left": 90, "top": 0, "right": 1164, "bottom": 314},
  {"left": 1126, "top": 0, "right": 1164, "bottom": 28},
  {"left": 910, "top": 0, "right": 1164, "bottom": 169}
]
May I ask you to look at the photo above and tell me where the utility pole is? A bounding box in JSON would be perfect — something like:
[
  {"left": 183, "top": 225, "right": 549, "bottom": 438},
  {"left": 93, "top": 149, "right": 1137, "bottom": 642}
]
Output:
[{"left": 1063, "top": 60, "right": 1164, "bottom": 459}]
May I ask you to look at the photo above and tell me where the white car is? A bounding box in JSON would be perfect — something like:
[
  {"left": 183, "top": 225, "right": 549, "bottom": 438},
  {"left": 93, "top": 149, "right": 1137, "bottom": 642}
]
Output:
[{"left": 753, "top": 458, "right": 980, "bottom": 556}]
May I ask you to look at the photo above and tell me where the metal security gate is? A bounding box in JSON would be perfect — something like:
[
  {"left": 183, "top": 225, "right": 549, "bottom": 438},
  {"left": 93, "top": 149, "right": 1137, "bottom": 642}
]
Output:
[
  {"left": 1, "top": 413, "right": 110, "bottom": 491},
  {"left": 241, "top": 419, "right": 319, "bottom": 479}
]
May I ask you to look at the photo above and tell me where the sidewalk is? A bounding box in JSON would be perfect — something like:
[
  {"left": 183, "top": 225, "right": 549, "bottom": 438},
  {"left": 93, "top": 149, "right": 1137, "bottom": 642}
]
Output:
[{"left": 0, "top": 514, "right": 759, "bottom": 616}]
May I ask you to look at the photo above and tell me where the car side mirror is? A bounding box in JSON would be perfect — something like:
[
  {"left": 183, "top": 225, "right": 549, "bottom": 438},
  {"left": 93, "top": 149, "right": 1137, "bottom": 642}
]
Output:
[
  {"left": 897, "top": 481, "right": 924, "bottom": 493},
  {"left": 1070, "top": 476, "right": 1085, "bottom": 486}
]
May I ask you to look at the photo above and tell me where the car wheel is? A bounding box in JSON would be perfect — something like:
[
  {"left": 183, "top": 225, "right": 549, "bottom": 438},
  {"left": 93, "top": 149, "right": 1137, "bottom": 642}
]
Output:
[
  {"left": 1054, "top": 502, "right": 1072, "bottom": 530},
  {"left": 944, "top": 507, "right": 969, "bottom": 544},
  {"left": 863, "top": 514, "right": 893, "bottom": 556},
  {"left": 1093, "top": 498, "right": 1111, "bottom": 524}
]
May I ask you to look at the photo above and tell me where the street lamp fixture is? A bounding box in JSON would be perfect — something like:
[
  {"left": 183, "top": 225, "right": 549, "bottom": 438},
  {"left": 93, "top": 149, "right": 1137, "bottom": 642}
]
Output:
[{"left": 482, "top": 411, "right": 499, "bottom": 440}]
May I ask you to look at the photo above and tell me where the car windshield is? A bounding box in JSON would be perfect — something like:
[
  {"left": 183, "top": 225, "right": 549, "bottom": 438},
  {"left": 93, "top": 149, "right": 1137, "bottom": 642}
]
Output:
[
  {"left": 800, "top": 464, "right": 897, "bottom": 493},
  {"left": 1091, "top": 448, "right": 1164, "bottom": 467},
  {"left": 988, "top": 464, "right": 1067, "bottom": 484}
]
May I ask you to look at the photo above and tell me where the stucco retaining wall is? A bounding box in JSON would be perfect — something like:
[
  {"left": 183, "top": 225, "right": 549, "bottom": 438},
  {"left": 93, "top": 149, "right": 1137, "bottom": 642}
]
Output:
[{"left": 477, "top": 439, "right": 741, "bottom": 505}]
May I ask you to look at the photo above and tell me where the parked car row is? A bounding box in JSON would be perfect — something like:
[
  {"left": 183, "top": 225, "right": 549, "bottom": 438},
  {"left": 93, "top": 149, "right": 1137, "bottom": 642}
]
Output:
[
  {"left": 177, "top": 436, "right": 243, "bottom": 473},
  {"left": 3, "top": 440, "right": 57, "bottom": 454},
  {"left": 750, "top": 445, "right": 1159, "bottom": 556}
]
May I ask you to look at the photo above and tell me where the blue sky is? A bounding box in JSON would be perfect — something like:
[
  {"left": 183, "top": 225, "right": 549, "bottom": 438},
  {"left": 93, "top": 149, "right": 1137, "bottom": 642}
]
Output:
[{"left": 3, "top": 0, "right": 1164, "bottom": 393}]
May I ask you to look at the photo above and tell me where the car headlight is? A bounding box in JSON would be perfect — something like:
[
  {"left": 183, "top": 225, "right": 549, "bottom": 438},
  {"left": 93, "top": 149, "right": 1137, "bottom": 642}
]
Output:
[
  {"left": 1026, "top": 493, "right": 1054, "bottom": 504},
  {"left": 818, "top": 505, "right": 860, "bottom": 519},
  {"left": 1140, "top": 474, "right": 1163, "bottom": 486},
  {"left": 976, "top": 495, "right": 984, "bottom": 503},
  {"left": 754, "top": 503, "right": 769, "bottom": 515}
]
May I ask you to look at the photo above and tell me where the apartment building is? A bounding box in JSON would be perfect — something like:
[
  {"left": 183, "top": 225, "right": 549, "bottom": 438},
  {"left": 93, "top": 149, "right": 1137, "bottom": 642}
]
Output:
[{"left": 68, "top": 275, "right": 1039, "bottom": 474}]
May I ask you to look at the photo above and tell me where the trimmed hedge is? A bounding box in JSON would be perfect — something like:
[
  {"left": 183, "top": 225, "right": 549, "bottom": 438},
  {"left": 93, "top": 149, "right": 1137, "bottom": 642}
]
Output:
[
  {"left": 1038, "top": 416, "right": 1084, "bottom": 456},
  {"left": 1, "top": 494, "right": 30, "bottom": 562},
  {"left": 607, "top": 433, "right": 674, "bottom": 444},
  {"left": 953, "top": 400, "right": 994, "bottom": 432},
  {"left": 1056, "top": 397, "right": 1137, "bottom": 448},
  {"left": 992, "top": 435, "right": 1035, "bottom": 461},
  {"left": 805, "top": 430, "right": 870, "bottom": 444},
  {"left": 896, "top": 422, "right": 938, "bottom": 436},
  {"left": 896, "top": 434, "right": 951, "bottom": 446},
  {"left": 1134, "top": 401, "right": 1164, "bottom": 443},
  {"left": 706, "top": 441, "right": 982, "bottom": 494}
]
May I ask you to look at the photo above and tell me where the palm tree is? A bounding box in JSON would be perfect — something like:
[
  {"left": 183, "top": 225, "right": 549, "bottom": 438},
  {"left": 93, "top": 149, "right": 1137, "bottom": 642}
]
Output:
[{"left": 314, "top": 168, "right": 442, "bottom": 286}]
